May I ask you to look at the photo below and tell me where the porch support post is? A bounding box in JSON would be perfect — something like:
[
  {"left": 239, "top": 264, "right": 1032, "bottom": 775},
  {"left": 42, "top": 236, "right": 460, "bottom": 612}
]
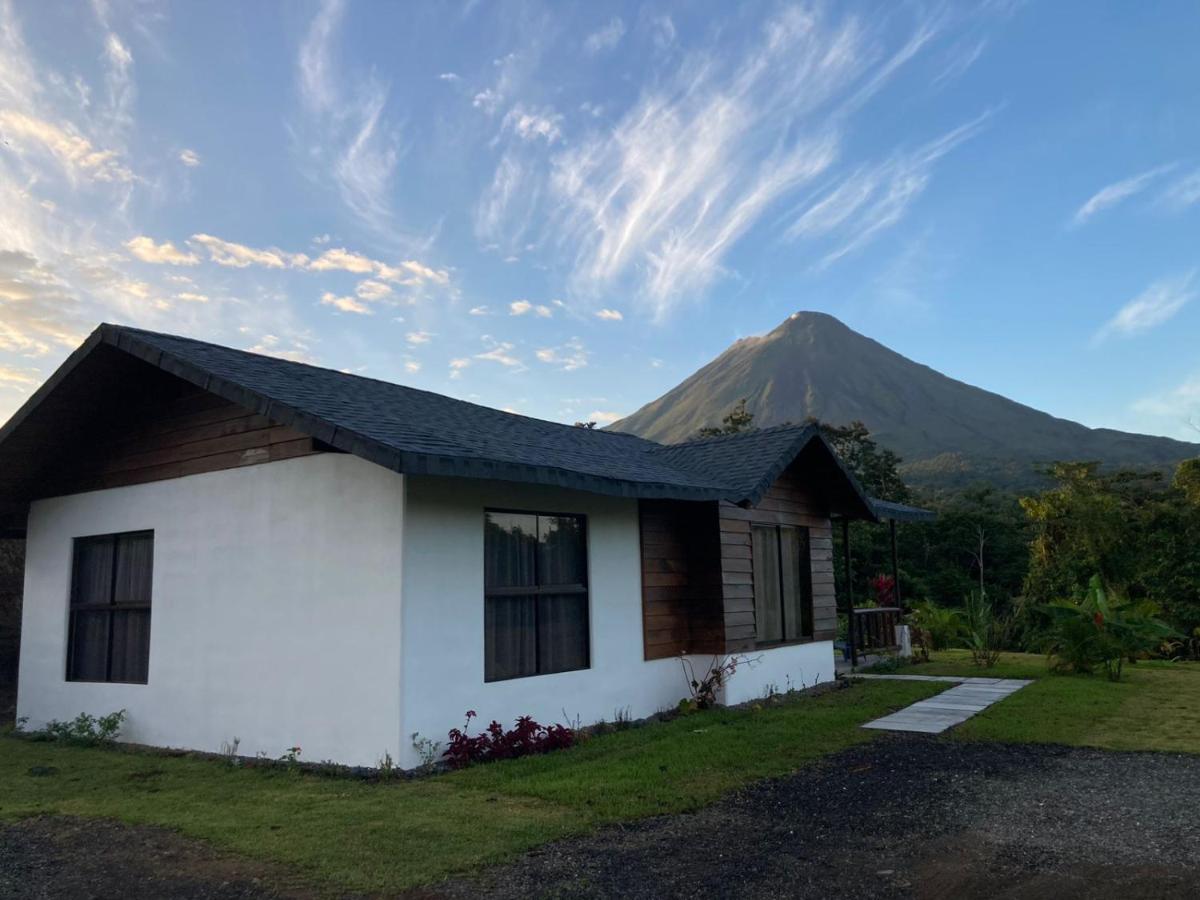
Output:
[
  {"left": 890, "top": 518, "right": 902, "bottom": 612},
  {"left": 842, "top": 516, "right": 856, "bottom": 667}
]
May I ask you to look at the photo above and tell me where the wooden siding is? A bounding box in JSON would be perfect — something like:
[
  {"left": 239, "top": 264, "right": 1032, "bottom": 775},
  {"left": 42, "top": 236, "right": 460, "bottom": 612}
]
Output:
[
  {"left": 639, "top": 499, "right": 725, "bottom": 659},
  {"left": 40, "top": 386, "right": 325, "bottom": 498},
  {"left": 717, "top": 466, "right": 837, "bottom": 652}
]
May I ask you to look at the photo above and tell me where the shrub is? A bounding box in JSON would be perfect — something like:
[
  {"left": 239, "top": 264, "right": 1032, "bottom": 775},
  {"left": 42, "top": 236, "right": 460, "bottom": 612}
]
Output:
[
  {"left": 907, "top": 600, "right": 963, "bottom": 651},
  {"left": 679, "top": 654, "right": 755, "bottom": 710},
  {"left": 443, "top": 711, "right": 574, "bottom": 768},
  {"left": 1040, "top": 575, "right": 1179, "bottom": 681},
  {"left": 35, "top": 710, "right": 126, "bottom": 745},
  {"left": 962, "top": 590, "right": 1009, "bottom": 668}
]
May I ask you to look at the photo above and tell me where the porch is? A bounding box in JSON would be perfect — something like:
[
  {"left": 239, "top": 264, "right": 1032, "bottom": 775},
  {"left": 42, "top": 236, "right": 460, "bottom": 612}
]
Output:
[{"left": 835, "top": 498, "right": 937, "bottom": 672}]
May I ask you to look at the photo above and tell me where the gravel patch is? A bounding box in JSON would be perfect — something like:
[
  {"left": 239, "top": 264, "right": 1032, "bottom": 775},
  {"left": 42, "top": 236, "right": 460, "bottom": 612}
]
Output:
[
  {"left": 0, "top": 816, "right": 310, "bottom": 900},
  {"left": 427, "top": 736, "right": 1200, "bottom": 900}
]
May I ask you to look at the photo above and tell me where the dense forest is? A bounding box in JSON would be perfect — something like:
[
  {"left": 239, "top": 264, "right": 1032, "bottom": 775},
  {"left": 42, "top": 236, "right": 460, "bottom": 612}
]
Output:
[{"left": 825, "top": 421, "right": 1200, "bottom": 658}]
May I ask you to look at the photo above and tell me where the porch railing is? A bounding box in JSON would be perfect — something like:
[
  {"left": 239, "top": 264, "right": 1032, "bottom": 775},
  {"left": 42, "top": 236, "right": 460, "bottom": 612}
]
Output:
[{"left": 852, "top": 606, "right": 903, "bottom": 654}]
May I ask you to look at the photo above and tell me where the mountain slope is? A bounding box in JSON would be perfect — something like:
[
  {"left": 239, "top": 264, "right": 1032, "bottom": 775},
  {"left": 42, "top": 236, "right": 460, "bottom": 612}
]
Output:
[{"left": 612, "top": 312, "right": 1199, "bottom": 490}]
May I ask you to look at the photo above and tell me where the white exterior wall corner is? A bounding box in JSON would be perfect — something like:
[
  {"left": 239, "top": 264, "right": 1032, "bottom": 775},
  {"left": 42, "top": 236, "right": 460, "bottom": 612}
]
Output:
[
  {"left": 397, "top": 476, "right": 837, "bottom": 768},
  {"left": 720, "top": 641, "right": 836, "bottom": 706},
  {"left": 16, "top": 453, "right": 405, "bottom": 768}
]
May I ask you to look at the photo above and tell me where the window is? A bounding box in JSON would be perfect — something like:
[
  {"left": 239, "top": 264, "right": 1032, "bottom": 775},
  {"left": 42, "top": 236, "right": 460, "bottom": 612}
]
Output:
[
  {"left": 751, "top": 524, "right": 813, "bottom": 645},
  {"left": 67, "top": 531, "right": 154, "bottom": 684},
  {"left": 484, "top": 511, "right": 589, "bottom": 681}
]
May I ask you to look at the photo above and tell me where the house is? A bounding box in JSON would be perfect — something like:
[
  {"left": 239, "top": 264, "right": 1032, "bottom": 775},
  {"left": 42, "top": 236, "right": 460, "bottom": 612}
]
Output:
[{"left": 1, "top": 324, "right": 919, "bottom": 768}]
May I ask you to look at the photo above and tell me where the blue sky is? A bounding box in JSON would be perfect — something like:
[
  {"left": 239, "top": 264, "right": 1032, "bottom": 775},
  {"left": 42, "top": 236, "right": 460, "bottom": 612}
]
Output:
[{"left": 1, "top": 0, "right": 1198, "bottom": 442}]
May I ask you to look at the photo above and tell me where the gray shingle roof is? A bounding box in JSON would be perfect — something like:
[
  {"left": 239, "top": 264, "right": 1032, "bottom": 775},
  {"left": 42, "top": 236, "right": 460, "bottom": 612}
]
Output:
[{"left": 1, "top": 324, "right": 928, "bottom": 519}]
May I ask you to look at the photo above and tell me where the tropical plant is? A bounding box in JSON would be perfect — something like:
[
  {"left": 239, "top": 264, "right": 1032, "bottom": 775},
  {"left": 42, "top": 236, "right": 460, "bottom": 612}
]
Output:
[
  {"left": 962, "top": 590, "right": 1008, "bottom": 668},
  {"left": 443, "top": 711, "right": 574, "bottom": 768},
  {"left": 1039, "top": 575, "right": 1179, "bottom": 681},
  {"left": 907, "top": 600, "right": 963, "bottom": 651}
]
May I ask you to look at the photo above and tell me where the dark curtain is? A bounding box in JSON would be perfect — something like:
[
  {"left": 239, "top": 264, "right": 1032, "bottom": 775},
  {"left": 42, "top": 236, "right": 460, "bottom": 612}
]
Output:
[
  {"left": 485, "top": 595, "right": 536, "bottom": 681},
  {"left": 71, "top": 536, "right": 114, "bottom": 607},
  {"left": 109, "top": 610, "right": 151, "bottom": 682},
  {"left": 537, "top": 593, "right": 589, "bottom": 673},
  {"left": 113, "top": 532, "right": 154, "bottom": 606},
  {"left": 538, "top": 516, "right": 585, "bottom": 586},
  {"left": 752, "top": 525, "right": 783, "bottom": 643},
  {"left": 485, "top": 513, "right": 537, "bottom": 588},
  {"left": 68, "top": 610, "right": 109, "bottom": 681},
  {"left": 780, "top": 526, "right": 814, "bottom": 639}
]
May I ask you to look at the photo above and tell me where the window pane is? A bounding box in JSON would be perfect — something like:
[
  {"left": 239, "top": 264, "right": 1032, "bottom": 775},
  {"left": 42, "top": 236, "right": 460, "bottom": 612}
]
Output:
[
  {"left": 752, "top": 525, "right": 783, "bottom": 643},
  {"left": 68, "top": 609, "right": 110, "bottom": 681},
  {"left": 780, "top": 526, "right": 813, "bottom": 640},
  {"left": 109, "top": 609, "right": 151, "bottom": 683},
  {"left": 485, "top": 513, "right": 538, "bottom": 589},
  {"left": 538, "top": 515, "right": 585, "bottom": 586},
  {"left": 72, "top": 536, "right": 114, "bottom": 607},
  {"left": 485, "top": 594, "right": 536, "bottom": 681},
  {"left": 537, "top": 593, "right": 589, "bottom": 674},
  {"left": 113, "top": 532, "right": 154, "bottom": 607}
]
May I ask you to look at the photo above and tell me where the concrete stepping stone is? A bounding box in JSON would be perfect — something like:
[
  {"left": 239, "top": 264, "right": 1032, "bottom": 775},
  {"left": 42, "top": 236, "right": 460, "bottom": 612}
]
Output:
[{"left": 852, "top": 674, "right": 1034, "bottom": 734}]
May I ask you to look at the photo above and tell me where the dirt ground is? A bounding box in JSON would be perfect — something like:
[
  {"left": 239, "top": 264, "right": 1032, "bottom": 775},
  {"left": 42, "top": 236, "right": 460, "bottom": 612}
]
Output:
[{"left": 3, "top": 736, "right": 1198, "bottom": 899}]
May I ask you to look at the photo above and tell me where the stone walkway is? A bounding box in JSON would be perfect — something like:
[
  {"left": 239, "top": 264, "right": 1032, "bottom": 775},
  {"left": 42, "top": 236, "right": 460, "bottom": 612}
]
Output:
[{"left": 854, "top": 674, "right": 1034, "bottom": 734}]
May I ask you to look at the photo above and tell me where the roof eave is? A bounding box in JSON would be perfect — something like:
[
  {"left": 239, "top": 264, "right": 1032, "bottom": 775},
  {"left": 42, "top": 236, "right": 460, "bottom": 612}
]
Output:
[{"left": 101, "top": 325, "right": 735, "bottom": 503}]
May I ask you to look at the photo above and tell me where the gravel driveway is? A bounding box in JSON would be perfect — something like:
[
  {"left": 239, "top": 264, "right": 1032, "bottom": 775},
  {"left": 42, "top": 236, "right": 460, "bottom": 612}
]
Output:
[{"left": 3, "top": 737, "right": 1198, "bottom": 899}]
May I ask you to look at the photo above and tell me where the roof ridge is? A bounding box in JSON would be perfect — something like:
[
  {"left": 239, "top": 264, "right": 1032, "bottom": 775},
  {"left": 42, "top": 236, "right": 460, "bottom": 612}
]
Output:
[
  {"left": 103, "top": 323, "right": 665, "bottom": 449},
  {"left": 658, "top": 421, "right": 813, "bottom": 449}
]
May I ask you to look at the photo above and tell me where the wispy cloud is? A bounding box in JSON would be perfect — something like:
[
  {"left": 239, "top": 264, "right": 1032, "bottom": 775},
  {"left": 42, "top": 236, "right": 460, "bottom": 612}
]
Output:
[
  {"left": 475, "top": 336, "right": 523, "bottom": 369},
  {"left": 1071, "top": 163, "right": 1176, "bottom": 227},
  {"left": 1094, "top": 272, "right": 1196, "bottom": 343},
  {"left": 584, "top": 17, "right": 625, "bottom": 54},
  {"left": 536, "top": 337, "right": 588, "bottom": 370},
  {"left": 1159, "top": 167, "right": 1200, "bottom": 212},
  {"left": 595, "top": 308, "right": 623, "bottom": 321},
  {"left": 0, "top": 110, "right": 134, "bottom": 183},
  {"left": 320, "top": 291, "right": 370, "bottom": 314},
  {"left": 296, "top": 0, "right": 403, "bottom": 233},
  {"left": 480, "top": 5, "right": 972, "bottom": 318},
  {"left": 510, "top": 299, "right": 551, "bottom": 317},
  {"left": 134, "top": 233, "right": 450, "bottom": 293},
  {"left": 179, "top": 148, "right": 201, "bottom": 167},
  {"left": 1132, "top": 373, "right": 1200, "bottom": 433},
  {"left": 586, "top": 409, "right": 622, "bottom": 425},
  {"left": 405, "top": 330, "right": 432, "bottom": 345},
  {"left": 502, "top": 104, "right": 563, "bottom": 144},
  {"left": 126, "top": 236, "right": 199, "bottom": 266},
  {"left": 783, "top": 111, "right": 991, "bottom": 268}
]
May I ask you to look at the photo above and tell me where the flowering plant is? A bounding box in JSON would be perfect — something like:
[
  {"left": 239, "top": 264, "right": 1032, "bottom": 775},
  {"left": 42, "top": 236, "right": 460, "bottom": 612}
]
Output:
[{"left": 443, "top": 711, "right": 574, "bottom": 768}]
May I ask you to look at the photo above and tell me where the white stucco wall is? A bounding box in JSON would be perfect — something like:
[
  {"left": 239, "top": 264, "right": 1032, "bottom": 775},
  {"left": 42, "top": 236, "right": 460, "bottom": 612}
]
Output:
[
  {"left": 397, "top": 476, "right": 837, "bottom": 767},
  {"left": 16, "top": 453, "right": 405, "bottom": 767},
  {"left": 400, "top": 477, "right": 684, "bottom": 766},
  {"left": 721, "top": 641, "right": 835, "bottom": 706}
]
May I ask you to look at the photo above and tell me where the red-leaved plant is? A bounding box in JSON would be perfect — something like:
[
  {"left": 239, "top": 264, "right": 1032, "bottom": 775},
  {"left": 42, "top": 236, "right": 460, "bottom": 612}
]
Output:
[
  {"left": 443, "top": 711, "right": 575, "bottom": 768},
  {"left": 869, "top": 573, "right": 896, "bottom": 607}
]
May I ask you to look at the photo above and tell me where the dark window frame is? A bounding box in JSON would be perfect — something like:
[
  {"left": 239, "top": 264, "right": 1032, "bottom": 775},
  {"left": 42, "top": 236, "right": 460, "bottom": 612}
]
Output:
[
  {"left": 751, "top": 523, "right": 815, "bottom": 648},
  {"left": 483, "top": 508, "right": 590, "bottom": 682},
  {"left": 66, "top": 529, "right": 154, "bottom": 684}
]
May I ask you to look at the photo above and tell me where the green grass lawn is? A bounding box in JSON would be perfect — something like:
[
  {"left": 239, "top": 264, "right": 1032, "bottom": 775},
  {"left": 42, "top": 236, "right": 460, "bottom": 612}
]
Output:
[
  {"left": 906, "top": 650, "right": 1200, "bottom": 754},
  {"left": 0, "top": 679, "right": 939, "bottom": 895}
]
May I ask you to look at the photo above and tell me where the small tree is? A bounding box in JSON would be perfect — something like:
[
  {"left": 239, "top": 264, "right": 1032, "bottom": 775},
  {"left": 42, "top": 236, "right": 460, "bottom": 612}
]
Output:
[
  {"left": 1176, "top": 458, "right": 1200, "bottom": 507},
  {"left": 697, "top": 399, "right": 755, "bottom": 437},
  {"left": 1039, "top": 576, "right": 1179, "bottom": 680}
]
